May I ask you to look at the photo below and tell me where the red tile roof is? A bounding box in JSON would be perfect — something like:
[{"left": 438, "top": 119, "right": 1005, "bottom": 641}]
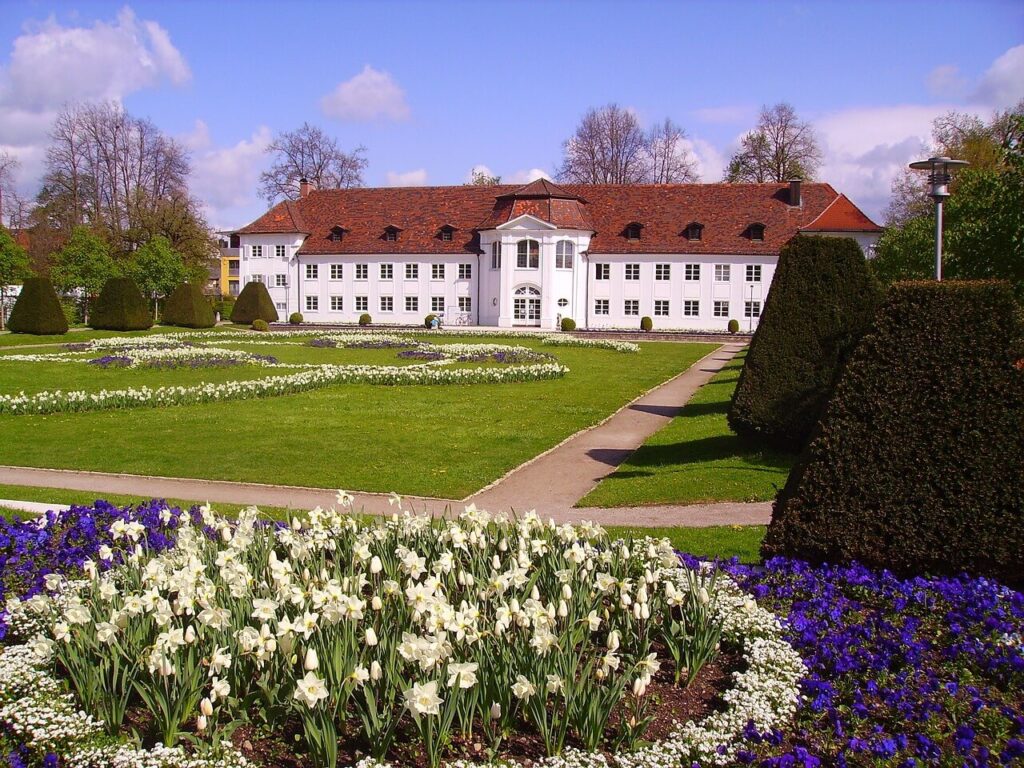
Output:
[
  {"left": 235, "top": 182, "right": 880, "bottom": 256},
  {"left": 800, "top": 193, "right": 884, "bottom": 233}
]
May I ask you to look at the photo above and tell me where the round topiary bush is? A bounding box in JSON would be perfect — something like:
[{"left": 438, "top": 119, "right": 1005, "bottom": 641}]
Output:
[
  {"left": 161, "top": 282, "right": 215, "bottom": 329},
  {"left": 89, "top": 277, "right": 153, "bottom": 331},
  {"left": 727, "top": 319, "right": 740, "bottom": 334},
  {"left": 560, "top": 317, "right": 576, "bottom": 332},
  {"left": 640, "top": 316, "right": 653, "bottom": 332},
  {"left": 7, "top": 278, "right": 69, "bottom": 335},
  {"left": 359, "top": 313, "right": 371, "bottom": 326},
  {"left": 230, "top": 282, "right": 279, "bottom": 324},
  {"left": 289, "top": 312, "right": 304, "bottom": 325},
  {"left": 251, "top": 319, "right": 269, "bottom": 332}
]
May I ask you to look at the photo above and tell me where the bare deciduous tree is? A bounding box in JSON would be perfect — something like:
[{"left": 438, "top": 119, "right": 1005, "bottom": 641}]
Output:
[
  {"left": 724, "top": 103, "right": 822, "bottom": 182},
  {"left": 259, "top": 122, "right": 367, "bottom": 202},
  {"left": 645, "top": 118, "right": 699, "bottom": 183},
  {"left": 0, "top": 151, "right": 20, "bottom": 227},
  {"left": 557, "top": 104, "right": 651, "bottom": 184}
]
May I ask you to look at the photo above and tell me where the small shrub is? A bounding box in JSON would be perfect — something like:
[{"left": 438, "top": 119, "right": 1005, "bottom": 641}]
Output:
[
  {"left": 560, "top": 317, "right": 577, "bottom": 332},
  {"left": 162, "top": 283, "right": 215, "bottom": 328},
  {"left": 289, "top": 312, "right": 304, "bottom": 325},
  {"left": 7, "top": 278, "right": 69, "bottom": 335},
  {"left": 424, "top": 314, "right": 437, "bottom": 328},
  {"left": 230, "top": 282, "right": 278, "bottom": 324},
  {"left": 764, "top": 280, "right": 1024, "bottom": 583},
  {"left": 727, "top": 319, "right": 740, "bottom": 334},
  {"left": 359, "top": 313, "right": 371, "bottom": 326},
  {"left": 251, "top": 319, "right": 269, "bottom": 332},
  {"left": 640, "top": 316, "right": 653, "bottom": 332}
]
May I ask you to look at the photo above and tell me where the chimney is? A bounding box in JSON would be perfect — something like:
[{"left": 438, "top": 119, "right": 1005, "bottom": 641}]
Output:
[
  {"left": 788, "top": 178, "right": 802, "bottom": 207},
  {"left": 299, "top": 178, "right": 311, "bottom": 199}
]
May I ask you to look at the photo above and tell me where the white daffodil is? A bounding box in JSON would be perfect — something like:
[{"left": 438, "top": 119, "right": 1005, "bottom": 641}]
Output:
[
  {"left": 446, "top": 661, "right": 479, "bottom": 689},
  {"left": 403, "top": 680, "right": 443, "bottom": 717},
  {"left": 293, "top": 671, "right": 329, "bottom": 708},
  {"left": 511, "top": 674, "right": 536, "bottom": 700}
]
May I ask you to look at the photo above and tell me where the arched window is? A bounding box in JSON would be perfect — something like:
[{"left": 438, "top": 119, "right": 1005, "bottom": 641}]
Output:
[
  {"left": 513, "top": 285, "right": 541, "bottom": 323},
  {"left": 684, "top": 222, "right": 704, "bottom": 241},
  {"left": 624, "top": 222, "right": 643, "bottom": 240},
  {"left": 516, "top": 239, "right": 540, "bottom": 269},
  {"left": 555, "top": 240, "right": 574, "bottom": 269}
]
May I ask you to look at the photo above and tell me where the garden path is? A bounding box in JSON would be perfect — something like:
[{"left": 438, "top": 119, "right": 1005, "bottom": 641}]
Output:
[{"left": 0, "top": 342, "right": 771, "bottom": 527}]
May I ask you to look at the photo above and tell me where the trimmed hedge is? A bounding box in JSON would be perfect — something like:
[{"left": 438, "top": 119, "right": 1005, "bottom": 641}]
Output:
[
  {"left": 89, "top": 277, "right": 153, "bottom": 331},
  {"left": 289, "top": 312, "right": 303, "bottom": 325},
  {"left": 640, "top": 316, "right": 653, "bottom": 332},
  {"left": 728, "top": 235, "right": 884, "bottom": 450},
  {"left": 560, "top": 317, "right": 577, "bottom": 332},
  {"left": 162, "top": 282, "right": 215, "bottom": 328},
  {"left": 230, "top": 282, "right": 278, "bottom": 324},
  {"left": 7, "top": 278, "right": 69, "bottom": 335},
  {"left": 359, "top": 313, "right": 371, "bottom": 326},
  {"left": 763, "top": 280, "right": 1024, "bottom": 583}
]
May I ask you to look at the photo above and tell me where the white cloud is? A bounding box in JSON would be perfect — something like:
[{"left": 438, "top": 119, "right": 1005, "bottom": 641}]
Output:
[
  {"left": 927, "top": 64, "right": 968, "bottom": 99},
  {"left": 189, "top": 126, "right": 273, "bottom": 226},
  {"left": 692, "top": 105, "right": 753, "bottom": 125},
  {"left": 179, "top": 119, "right": 212, "bottom": 152},
  {"left": 683, "top": 137, "right": 726, "bottom": 183},
  {"left": 320, "top": 65, "right": 410, "bottom": 122},
  {"left": 385, "top": 168, "right": 428, "bottom": 186},
  {"left": 506, "top": 168, "right": 551, "bottom": 184},
  {"left": 972, "top": 44, "right": 1024, "bottom": 108}
]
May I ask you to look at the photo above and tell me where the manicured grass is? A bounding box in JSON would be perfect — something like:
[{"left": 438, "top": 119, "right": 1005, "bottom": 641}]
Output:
[
  {"left": 578, "top": 350, "right": 795, "bottom": 507},
  {"left": 0, "top": 339, "right": 715, "bottom": 498},
  {"left": 0, "top": 325, "right": 181, "bottom": 347},
  {"left": 0, "top": 484, "right": 764, "bottom": 562}
]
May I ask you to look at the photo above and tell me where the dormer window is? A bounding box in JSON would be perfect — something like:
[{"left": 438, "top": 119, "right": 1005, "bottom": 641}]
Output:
[
  {"left": 747, "top": 223, "right": 766, "bottom": 241},
  {"left": 624, "top": 222, "right": 643, "bottom": 241},
  {"left": 439, "top": 225, "right": 456, "bottom": 242},
  {"left": 684, "top": 222, "right": 704, "bottom": 241},
  {"left": 328, "top": 225, "right": 347, "bottom": 242},
  {"left": 383, "top": 225, "right": 401, "bottom": 242}
]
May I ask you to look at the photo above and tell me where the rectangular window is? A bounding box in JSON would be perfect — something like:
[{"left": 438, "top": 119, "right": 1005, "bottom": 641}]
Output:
[
  {"left": 380, "top": 263, "right": 393, "bottom": 280},
  {"left": 655, "top": 263, "right": 671, "bottom": 281},
  {"left": 355, "top": 296, "right": 368, "bottom": 312},
  {"left": 458, "top": 296, "right": 472, "bottom": 312},
  {"left": 684, "top": 300, "right": 700, "bottom": 317},
  {"left": 458, "top": 263, "right": 472, "bottom": 280},
  {"left": 440, "top": 230, "right": 453, "bottom": 241},
  {"left": 745, "top": 301, "right": 762, "bottom": 318},
  {"left": 305, "top": 295, "right": 318, "bottom": 311},
  {"left": 715, "top": 264, "right": 731, "bottom": 282},
  {"left": 625, "top": 263, "right": 640, "bottom": 281},
  {"left": 594, "top": 299, "right": 609, "bottom": 315},
  {"left": 305, "top": 264, "right": 318, "bottom": 280},
  {"left": 330, "top": 264, "right": 343, "bottom": 280},
  {"left": 355, "top": 264, "right": 368, "bottom": 280},
  {"left": 251, "top": 245, "right": 263, "bottom": 258},
  {"left": 275, "top": 302, "right": 286, "bottom": 311},
  {"left": 654, "top": 300, "right": 669, "bottom": 316},
  {"left": 746, "top": 264, "right": 762, "bottom": 282},
  {"left": 684, "top": 264, "right": 700, "bottom": 281},
  {"left": 406, "top": 263, "right": 419, "bottom": 280},
  {"left": 250, "top": 274, "right": 264, "bottom": 284},
  {"left": 275, "top": 245, "right": 286, "bottom": 259},
  {"left": 714, "top": 300, "right": 729, "bottom": 318},
  {"left": 274, "top": 273, "right": 287, "bottom": 287},
  {"left": 595, "top": 263, "right": 610, "bottom": 280},
  {"left": 491, "top": 243, "right": 501, "bottom": 270},
  {"left": 431, "top": 296, "right": 445, "bottom": 313},
  {"left": 405, "top": 296, "right": 419, "bottom": 312},
  {"left": 380, "top": 296, "right": 393, "bottom": 312},
  {"left": 432, "top": 263, "right": 444, "bottom": 280},
  {"left": 331, "top": 296, "right": 343, "bottom": 311},
  {"left": 624, "top": 299, "right": 639, "bottom": 316}
]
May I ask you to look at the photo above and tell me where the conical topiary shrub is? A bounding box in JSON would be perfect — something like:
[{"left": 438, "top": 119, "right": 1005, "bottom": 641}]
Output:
[
  {"left": 89, "top": 277, "right": 153, "bottom": 331},
  {"left": 162, "top": 282, "right": 216, "bottom": 328},
  {"left": 728, "top": 235, "right": 884, "bottom": 451},
  {"left": 7, "top": 277, "right": 69, "bottom": 335},
  {"left": 763, "top": 280, "right": 1024, "bottom": 583},
  {"left": 230, "top": 281, "right": 278, "bottom": 324}
]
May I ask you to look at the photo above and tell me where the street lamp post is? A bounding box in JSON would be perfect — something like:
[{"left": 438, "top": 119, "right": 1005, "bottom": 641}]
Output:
[{"left": 908, "top": 156, "right": 969, "bottom": 280}]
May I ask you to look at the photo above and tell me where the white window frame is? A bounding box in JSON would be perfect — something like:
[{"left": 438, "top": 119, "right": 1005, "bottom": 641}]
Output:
[
  {"left": 458, "top": 296, "right": 472, "bottom": 312},
  {"left": 491, "top": 242, "right": 501, "bottom": 270},
  {"left": 745, "top": 301, "right": 762, "bottom": 318},
  {"left": 330, "top": 264, "right": 343, "bottom": 280},
  {"left": 684, "top": 264, "right": 700, "bottom": 281},
  {"left": 595, "top": 263, "right": 610, "bottom": 280},
  {"left": 406, "top": 263, "right": 419, "bottom": 280},
  {"left": 380, "top": 263, "right": 393, "bottom": 280},
  {"left": 432, "top": 263, "right": 445, "bottom": 280},
  {"left": 405, "top": 296, "right": 419, "bottom": 312},
  {"left": 713, "top": 300, "right": 729, "bottom": 318},
  {"left": 330, "top": 296, "right": 343, "bottom": 311},
  {"left": 655, "top": 263, "right": 671, "bottom": 281},
  {"left": 654, "top": 299, "right": 669, "bottom": 317},
  {"left": 380, "top": 296, "right": 393, "bottom": 312},
  {"left": 556, "top": 241, "right": 574, "bottom": 269},
  {"left": 275, "top": 274, "right": 287, "bottom": 288},
  {"left": 251, "top": 245, "right": 263, "bottom": 258},
  {"left": 305, "top": 295, "right": 318, "bottom": 311},
  {"left": 715, "top": 264, "right": 731, "bottom": 283},
  {"left": 625, "top": 263, "right": 640, "bottom": 281},
  {"left": 250, "top": 274, "right": 264, "bottom": 284},
  {"left": 355, "top": 263, "right": 368, "bottom": 280},
  {"left": 516, "top": 239, "right": 540, "bottom": 269},
  {"left": 746, "top": 264, "right": 762, "bottom": 282},
  {"left": 431, "top": 296, "right": 445, "bottom": 313},
  {"left": 624, "top": 299, "right": 639, "bottom": 316},
  {"left": 355, "top": 296, "right": 368, "bottom": 312},
  {"left": 305, "top": 264, "right": 318, "bottom": 280},
  {"left": 594, "top": 299, "right": 609, "bottom": 316},
  {"left": 275, "top": 245, "right": 286, "bottom": 259},
  {"left": 683, "top": 300, "right": 700, "bottom": 317},
  {"left": 458, "top": 263, "right": 472, "bottom": 280}
]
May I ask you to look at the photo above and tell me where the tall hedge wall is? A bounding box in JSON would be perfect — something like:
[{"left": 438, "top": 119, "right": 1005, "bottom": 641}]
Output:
[
  {"left": 728, "top": 235, "right": 885, "bottom": 450},
  {"left": 230, "top": 281, "right": 278, "bottom": 324},
  {"left": 162, "top": 282, "right": 215, "bottom": 328},
  {"left": 763, "top": 280, "right": 1024, "bottom": 583},
  {"left": 7, "top": 278, "right": 69, "bottom": 335},
  {"left": 89, "top": 277, "right": 153, "bottom": 331}
]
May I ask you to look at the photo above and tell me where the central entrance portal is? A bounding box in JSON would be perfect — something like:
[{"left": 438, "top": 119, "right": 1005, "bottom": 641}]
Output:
[{"left": 512, "top": 285, "right": 541, "bottom": 325}]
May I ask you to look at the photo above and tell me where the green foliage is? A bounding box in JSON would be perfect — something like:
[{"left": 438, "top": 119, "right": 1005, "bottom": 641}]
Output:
[
  {"left": 161, "top": 283, "right": 215, "bottom": 328},
  {"left": 127, "top": 236, "right": 188, "bottom": 304},
  {"left": 230, "top": 282, "right": 279, "bottom": 324},
  {"left": 424, "top": 314, "right": 437, "bottom": 328},
  {"left": 213, "top": 299, "right": 234, "bottom": 319},
  {"left": 0, "top": 228, "right": 32, "bottom": 331},
  {"left": 89, "top": 278, "right": 153, "bottom": 331},
  {"left": 560, "top": 317, "right": 577, "bottom": 332},
  {"left": 7, "top": 277, "right": 69, "bottom": 334},
  {"left": 728, "top": 235, "right": 885, "bottom": 451},
  {"left": 640, "top": 316, "right": 653, "bottom": 332},
  {"left": 289, "top": 312, "right": 304, "bottom": 324},
  {"left": 49, "top": 227, "right": 118, "bottom": 324},
  {"left": 727, "top": 319, "right": 739, "bottom": 334},
  {"left": 764, "top": 281, "right": 1024, "bottom": 582},
  {"left": 359, "top": 313, "right": 371, "bottom": 326},
  {"left": 871, "top": 215, "right": 936, "bottom": 283},
  {"left": 251, "top": 319, "right": 269, "bottom": 332}
]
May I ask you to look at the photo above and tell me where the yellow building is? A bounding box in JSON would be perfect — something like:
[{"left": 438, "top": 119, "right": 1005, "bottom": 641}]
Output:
[{"left": 217, "top": 233, "right": 241, "bottom": 297}]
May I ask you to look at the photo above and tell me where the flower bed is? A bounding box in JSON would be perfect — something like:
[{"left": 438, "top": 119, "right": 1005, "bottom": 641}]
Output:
[
  {"left": 1, "top": 502, "right": 802, "bottom": 768},
  {"left": 541, "top": 337, "right": 640, "bottom": 354}
]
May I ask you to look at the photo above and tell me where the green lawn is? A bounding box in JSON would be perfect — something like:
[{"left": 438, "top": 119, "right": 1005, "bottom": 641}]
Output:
[
  {"left": 578, "top": 351, "right": 795, "bottom": 507},
  {"left": 0, "top": 325, "right": 182, "bottom": 347},
  {"left": 0, "top": 483, "right": 764, "bottom": 563},
  {"left": 0, "top": 337, "right": 715, "bottom": 498}
]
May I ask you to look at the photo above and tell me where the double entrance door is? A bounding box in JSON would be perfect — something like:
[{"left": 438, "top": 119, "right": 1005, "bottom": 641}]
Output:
[{"left": 512, "top": 285, "right": 540, "bottom": 325}]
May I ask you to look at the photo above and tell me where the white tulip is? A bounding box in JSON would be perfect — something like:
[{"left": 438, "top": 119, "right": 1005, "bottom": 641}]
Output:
[
  {"left": 370, "top": 660, "right": 382, "bottom": 681},
  {"left": 304, "top": 648, "right": 319, "bottom": 671},
  {"left": 370, "top": 556, "right": 383, "bottom": 574},
  {"left": 365, "top": 628, "right": 379, "bottom": 646},
  {"left": 200, "top": 697, "right": 214, "bottom": 717},
  {"left": 196, "top": 714, "right": 208, "bottom": 731},
  {"left": 490, "top": 702, "right": 502, "bottom": 720}
]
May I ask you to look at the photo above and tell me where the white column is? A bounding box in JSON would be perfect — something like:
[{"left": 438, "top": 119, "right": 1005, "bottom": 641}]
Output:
[
  {"left": 498, "top": 238, "right": 513, "bottom": 328},
  {"left": 540, "top": 238, "right": 556, "bottom": 329}
]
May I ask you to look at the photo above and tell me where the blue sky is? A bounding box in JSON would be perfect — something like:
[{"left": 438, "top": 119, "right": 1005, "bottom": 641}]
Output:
[{"left": 1, "top": 0, "right": 1021, "bottom": 229}]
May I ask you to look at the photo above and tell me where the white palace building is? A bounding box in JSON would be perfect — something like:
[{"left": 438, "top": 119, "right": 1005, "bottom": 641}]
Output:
[{"left": 234, "top": 178, "right": 882, "bottom": 331}]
